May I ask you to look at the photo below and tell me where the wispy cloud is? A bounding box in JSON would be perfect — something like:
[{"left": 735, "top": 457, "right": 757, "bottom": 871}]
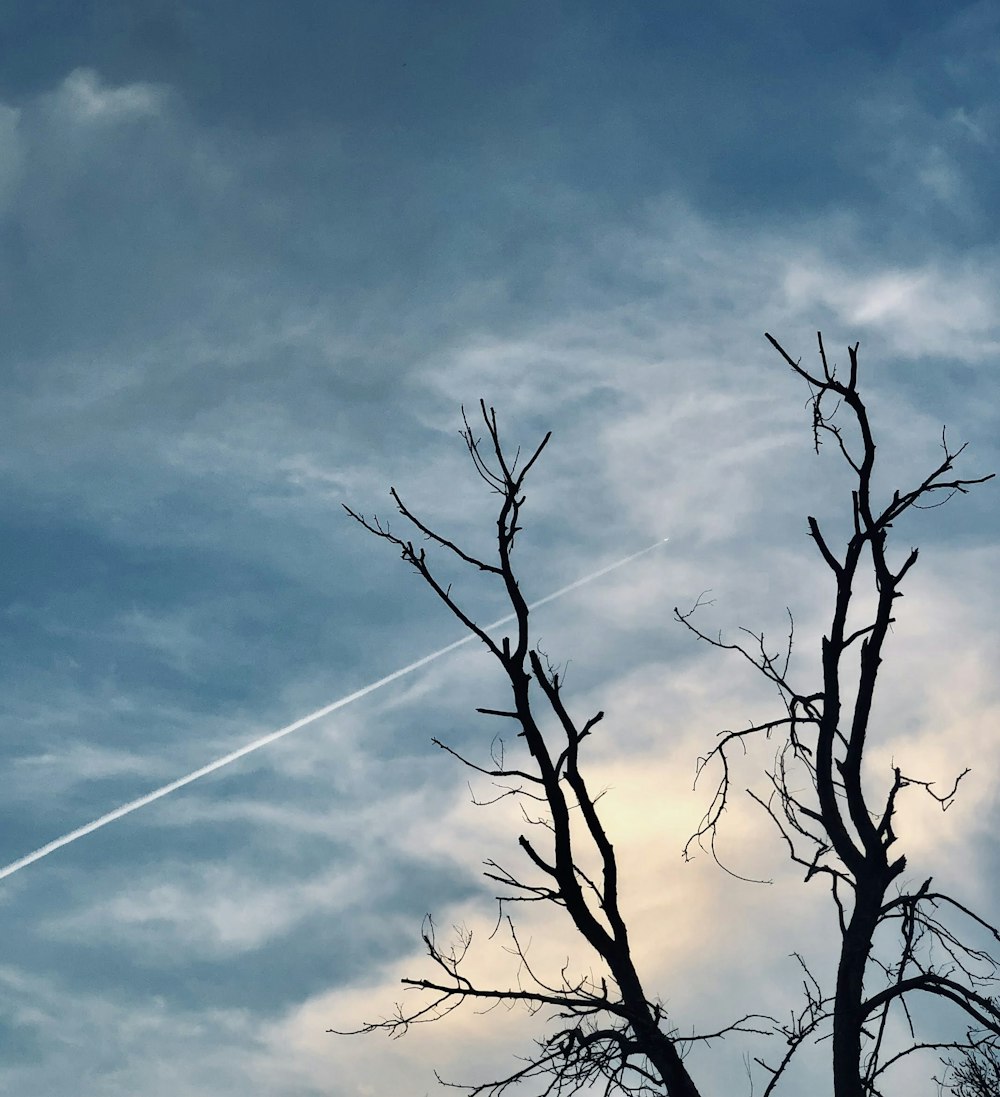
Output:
[{"left": 1, "top": 8, "right": 997, "bottom": 1093}]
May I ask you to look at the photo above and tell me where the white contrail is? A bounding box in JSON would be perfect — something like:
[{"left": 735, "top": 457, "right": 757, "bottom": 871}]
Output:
[{"left": 0, "top": 538, "right": 668, "bottom": 882}]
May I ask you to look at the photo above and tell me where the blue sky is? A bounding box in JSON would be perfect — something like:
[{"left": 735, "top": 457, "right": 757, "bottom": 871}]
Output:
[{"left": 1, "top": 3, "right": 998, "bottom": 1095}]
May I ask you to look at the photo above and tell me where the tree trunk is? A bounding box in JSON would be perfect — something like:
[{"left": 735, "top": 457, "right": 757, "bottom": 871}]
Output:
[
  {"left": 833, "top": 883, "right": 883, "bottom": 1097},
  {"left": 645, "top": 1025, "right": 704, "bottom": 1097}
]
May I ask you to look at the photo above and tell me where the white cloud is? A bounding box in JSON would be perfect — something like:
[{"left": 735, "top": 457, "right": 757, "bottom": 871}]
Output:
[
  {"left": 949, "top": 105, "right": 993, "bottom": 147},
  {"left": 14, "top": 741, "right": 165, "bottom": 789},
  {"left": 54, "top": 68, "right": 166, "bottom": 124},
  {"left": 45, "top": 858, "right": 374, "bottom": 958},
  {"left": 0, "top": 965, "right": 276, "bottom": 1097},
  {"left": 783, "top": 256, "right": 1000, "bottom": 360}
]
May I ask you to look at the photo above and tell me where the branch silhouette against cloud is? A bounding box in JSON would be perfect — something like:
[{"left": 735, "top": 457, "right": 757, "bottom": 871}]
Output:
[{"left": 0, "top": 5, "right": 998, "bottom": 1095}]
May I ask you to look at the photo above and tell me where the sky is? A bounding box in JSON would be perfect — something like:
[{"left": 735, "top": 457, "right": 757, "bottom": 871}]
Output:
[{"left": 0, "top": 2, "right": 998, "bottom": 1095}]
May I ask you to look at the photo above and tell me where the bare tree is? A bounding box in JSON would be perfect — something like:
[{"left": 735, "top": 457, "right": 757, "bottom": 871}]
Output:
[
  {"left": 340, "top": 404, "right": 722, "bottom": 1097},
  {"left": 678, "top": 334, "right": 998, "bottom": 1097},
  {"left": 940, "top": 1037, "right": 1000, "bottom": 1096},
  {"left": 336, "top": 334, "right": 996, "bottom": 1097}
]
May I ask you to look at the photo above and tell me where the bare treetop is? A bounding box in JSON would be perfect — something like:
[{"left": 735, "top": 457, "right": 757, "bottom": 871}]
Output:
[{"left": 338, "top": 335, "right": 997, "bottom": 1097}]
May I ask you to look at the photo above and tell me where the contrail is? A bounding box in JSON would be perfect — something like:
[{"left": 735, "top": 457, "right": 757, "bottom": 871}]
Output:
[{"left": 0, "top": 538, "right": 668, "bottom": 881}]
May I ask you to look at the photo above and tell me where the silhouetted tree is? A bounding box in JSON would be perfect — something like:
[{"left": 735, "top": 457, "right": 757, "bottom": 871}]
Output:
[
  {"left": 678, "top": 334, "right": 998, "bottom": 1097},
  {"left": 338, "top": 334, "right": 997, "bottom": 1097},
  {"left": 941, "top": 1036, "right": 1000, "bottom": 1097}
]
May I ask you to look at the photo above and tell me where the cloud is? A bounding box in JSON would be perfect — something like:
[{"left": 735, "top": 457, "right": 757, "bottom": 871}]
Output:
[
  {"left": 11, "top": 742, "right": 169, "bottom": 799},
  {"left": 46, "top": 860, "right": 374, "bottom": 958},
  {"left": 1, "top": 18, "right": 997, "bottom": 1093},
  {"left": 0, "top": 964, "right": 278, "bottom": 1097},
  {"left": 783, "top": 256, "right": 1000, "bottom": 360},
  {"left": 51, "top": 68, "right": 166, "bottom": 124}
]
